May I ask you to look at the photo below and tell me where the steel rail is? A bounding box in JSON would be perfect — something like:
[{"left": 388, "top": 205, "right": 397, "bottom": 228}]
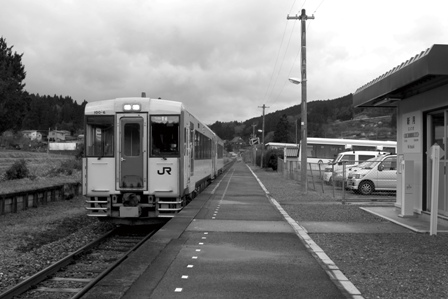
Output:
[
  {"left": 71, "top": 226, "right": 159, "bottom": 299},
  {"left": 0, "top": 228, "right": 116, "bottom": 299}
]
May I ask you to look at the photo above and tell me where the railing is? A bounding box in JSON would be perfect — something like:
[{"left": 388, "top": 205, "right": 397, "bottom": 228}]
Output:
[
  {"left": 0, "top": 183, "right": 81, "bottom": 215},
  {"left": 277, "top": 157, "right": 396, "bottom": 202}
]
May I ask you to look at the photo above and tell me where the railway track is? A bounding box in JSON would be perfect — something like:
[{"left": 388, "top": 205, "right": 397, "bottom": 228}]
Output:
[{"left": 0, "top": 225, "right": 162, "bottom": 299}]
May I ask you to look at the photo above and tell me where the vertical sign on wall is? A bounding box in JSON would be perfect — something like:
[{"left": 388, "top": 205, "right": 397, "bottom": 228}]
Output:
[{"left": 402, "top": 112, "right": 421, "bottom": 153}]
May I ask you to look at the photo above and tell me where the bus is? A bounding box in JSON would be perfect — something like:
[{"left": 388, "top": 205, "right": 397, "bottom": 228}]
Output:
[{"left": 266, "top": 138, "right": 397, "bottom": 165}]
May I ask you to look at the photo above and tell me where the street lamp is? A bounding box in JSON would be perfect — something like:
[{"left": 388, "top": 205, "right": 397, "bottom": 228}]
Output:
[
  {"left": 289, "top": 77, "right": 307, "bottom": 193},
  {"left": 288, "top": 78, "right": 304, "bottom": 85}
]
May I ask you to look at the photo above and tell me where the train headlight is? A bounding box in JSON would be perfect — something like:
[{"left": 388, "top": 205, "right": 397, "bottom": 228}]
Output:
[{"left": 123, "top": 104, "right": 141, "bottom": 111}]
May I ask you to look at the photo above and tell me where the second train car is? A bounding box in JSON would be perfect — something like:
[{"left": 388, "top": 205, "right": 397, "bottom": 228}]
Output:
[{"left": 83, "top": 96, "right": 225, "bottom": 225}]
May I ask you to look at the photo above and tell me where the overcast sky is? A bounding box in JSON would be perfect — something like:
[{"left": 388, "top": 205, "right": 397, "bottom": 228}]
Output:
[{"left": 2, "top": 0, "right": 448, "bottom": 124}]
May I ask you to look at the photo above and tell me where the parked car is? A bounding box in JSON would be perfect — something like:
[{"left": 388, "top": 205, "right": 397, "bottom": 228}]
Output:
[
  {"left": 323, "top": 150, "right": 389, "bottom": 184},
  {"left": 333, "top": 156, "right": 382, "bottom": 187},
  {"left": 347, "top": 154, "right": 397, "bottom": 195}
]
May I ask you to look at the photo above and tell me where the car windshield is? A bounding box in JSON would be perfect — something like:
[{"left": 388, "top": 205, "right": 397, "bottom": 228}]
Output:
[
  {"left": 330, "top": 153, "right": 343, "bottom": 164},
  {"left": 361, "top": 156, "right": 384, "bottom": 169}
]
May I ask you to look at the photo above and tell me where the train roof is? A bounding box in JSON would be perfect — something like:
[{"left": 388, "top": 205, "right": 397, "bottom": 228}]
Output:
[
  {"left": 84, "top": 97, "right": 223, "bottom": 143},
  {"left": 84, "top": 97, "right": 185, "bottom": 115}
]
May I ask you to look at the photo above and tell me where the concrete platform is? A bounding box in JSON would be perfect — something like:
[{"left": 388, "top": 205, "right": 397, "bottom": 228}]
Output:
[
  {"left": 361, "top": 206, "right": 448, "bottom": 233},
  {"left": 82, "top": 162, "right": 357, "bottom": 299}
]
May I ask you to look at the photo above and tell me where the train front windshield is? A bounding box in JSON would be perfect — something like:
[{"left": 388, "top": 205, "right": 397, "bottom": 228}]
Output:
[
  {"left": 85, "top": 116, "right": 114, "bottom": 157},
  {"left": 151, "top": 115, "right": 180, "bottom": 157}
]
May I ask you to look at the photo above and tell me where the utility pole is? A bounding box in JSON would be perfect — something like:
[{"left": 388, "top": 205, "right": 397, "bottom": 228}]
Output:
[
  {"left": 287, "top": 8, "right": 314, "bottom": 194},
  {"left": 258, "top": 104, "right": 269, "bottom": 168},
  {"left": 252, "top": 123, "right": 257, "bottom": 166}
]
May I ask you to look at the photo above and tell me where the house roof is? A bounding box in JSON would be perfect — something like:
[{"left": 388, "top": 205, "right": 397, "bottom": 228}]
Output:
[{"left": 353, "top": 44, "right": 448, "bottom": 108}]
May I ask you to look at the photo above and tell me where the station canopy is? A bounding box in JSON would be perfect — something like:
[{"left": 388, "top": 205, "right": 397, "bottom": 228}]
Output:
[{"left": 353, "top": 44, "right": 448, "bottom": 108}]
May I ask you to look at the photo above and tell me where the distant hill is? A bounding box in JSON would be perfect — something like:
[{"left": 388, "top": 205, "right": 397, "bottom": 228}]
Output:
[{"left": 209, "top": 94, "right": 396, "bottom": 145}]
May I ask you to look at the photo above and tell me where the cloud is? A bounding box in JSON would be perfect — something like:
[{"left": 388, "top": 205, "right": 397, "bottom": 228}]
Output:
[{"left": 2, "top": 0, "right": 448, "bottom": 124}]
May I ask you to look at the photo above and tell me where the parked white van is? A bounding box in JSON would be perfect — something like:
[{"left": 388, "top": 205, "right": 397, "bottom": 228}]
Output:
[
  {"left": 347, "top": 154, "right": 397, "bottom": 195},
  {"left": 323, "top": 151, "right": 389, "bottom": 183}
]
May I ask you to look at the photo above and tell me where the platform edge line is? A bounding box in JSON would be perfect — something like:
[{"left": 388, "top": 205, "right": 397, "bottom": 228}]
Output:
[{"left": 246, "top": 164, "right": 364, "bottom": 299}]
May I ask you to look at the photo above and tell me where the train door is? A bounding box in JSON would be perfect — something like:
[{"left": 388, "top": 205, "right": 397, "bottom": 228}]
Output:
[
  {"left": 190, "top": 122, "right": 194, "bottom": 176},
  {"left": 183, "top": 124, "right": 190, "bottom": 189},
  {"left": 117, "top": 115, "right": 147, "bottom": 190},
  {"left": 212, "top": 137, "right": 216, "bottom": 178}
]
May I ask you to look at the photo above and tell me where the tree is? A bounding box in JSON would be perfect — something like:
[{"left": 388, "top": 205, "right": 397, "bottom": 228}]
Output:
[
  {"left": 273, "top": 114, "right": 290, "bottom": 142},
  {"left": 21, "top": 95, "right": 41, "bottom": 129},
  {"left": 0, "top": 37, "right": 26, "bottom": 132}
]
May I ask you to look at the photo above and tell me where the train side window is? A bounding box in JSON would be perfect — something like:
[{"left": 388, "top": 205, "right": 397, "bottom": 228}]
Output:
[
  {"left": 151, "top": 115, "right": 180, "bottom": 157},
  {"left": 85, "top": 116, "right": 114, "bottom": 157}
]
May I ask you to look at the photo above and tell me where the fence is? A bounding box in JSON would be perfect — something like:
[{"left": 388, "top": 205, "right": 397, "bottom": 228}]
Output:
[{"left": 277, "top": 157, "right": 397, "bottom": 202}]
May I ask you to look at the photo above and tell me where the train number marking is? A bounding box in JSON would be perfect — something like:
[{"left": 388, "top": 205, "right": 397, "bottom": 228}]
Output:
[{"left": 158, "top": 167, "right": 172, "bottom": 175}]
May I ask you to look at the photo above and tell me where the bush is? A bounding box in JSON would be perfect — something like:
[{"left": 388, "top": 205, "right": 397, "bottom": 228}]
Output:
[
  {"left": 256, "top": 148, "right": 284, "bottom": 170},
  {"left": 266, "top": 149, "right": 284, "bottom": 171},
  {"left": 47, "top": 159, "right": 82, "bottom": 176},
  {"left": 5, "top": 159, "right": 30, "bottom": 180},
  {"left": 75, "top": 143, "right": 84, "bottom": 160}
]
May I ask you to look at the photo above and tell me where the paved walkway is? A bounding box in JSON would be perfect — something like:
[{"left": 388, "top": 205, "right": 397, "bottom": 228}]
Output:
[
  {"left": 362, "top": 206, "right": 448, "bottom": 233},
  {"left": 83, "top": 162, "right": 361, "bottom": 299}
]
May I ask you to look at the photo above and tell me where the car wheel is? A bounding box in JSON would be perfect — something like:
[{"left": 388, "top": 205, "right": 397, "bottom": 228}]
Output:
[{"left": 358, "top": 181, "right": 374, "bottom": 195}]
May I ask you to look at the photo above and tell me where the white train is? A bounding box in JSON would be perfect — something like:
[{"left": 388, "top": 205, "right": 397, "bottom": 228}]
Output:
[{"left": 82, "top": 96, "right": 225, "bottom": 225}]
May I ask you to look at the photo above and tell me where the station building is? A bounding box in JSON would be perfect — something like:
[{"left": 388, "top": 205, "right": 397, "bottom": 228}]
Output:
[{"left": 353, "top": 44, "right": 448, "bottom": 219}]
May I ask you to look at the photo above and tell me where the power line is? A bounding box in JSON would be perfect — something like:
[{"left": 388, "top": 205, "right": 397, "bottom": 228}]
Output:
[
  {"left": 266, "top": 20, "right": 298, "bottom": 103},
  {"left": 313, "top": 0, "right": 326, "bottom": 15},
  {"left": 263, "top": 0, "right": 306, "bottom": 106},
  {"left": 262, "top": 21, "right": 290, "bottom": 102}
]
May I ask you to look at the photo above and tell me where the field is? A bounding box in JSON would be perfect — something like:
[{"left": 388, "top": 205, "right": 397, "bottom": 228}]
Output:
[{"left": 0, "top": 150, "right": 80, "bottom": 194}]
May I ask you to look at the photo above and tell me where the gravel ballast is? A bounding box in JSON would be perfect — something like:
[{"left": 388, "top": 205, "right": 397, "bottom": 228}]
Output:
[
  {"left": 0, "top": 196, "right": 114, "bottom": 294},
  {"left": 1, "top": 166, "right": 448, "bottom": 298}
]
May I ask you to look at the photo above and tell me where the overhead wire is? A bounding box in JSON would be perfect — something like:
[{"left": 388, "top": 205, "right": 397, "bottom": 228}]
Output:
[
  {"left": 265, "top": 0, "right": 306, "bottom": 107},
  {"left": 262, "top": 13, "right": 292, "bottom": 102},
  {"left": 261, "top": 0, "right": 299, "bottom": 105},
  {"left": 266, "top": 20, "right": 298, "bottom": 104}
]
